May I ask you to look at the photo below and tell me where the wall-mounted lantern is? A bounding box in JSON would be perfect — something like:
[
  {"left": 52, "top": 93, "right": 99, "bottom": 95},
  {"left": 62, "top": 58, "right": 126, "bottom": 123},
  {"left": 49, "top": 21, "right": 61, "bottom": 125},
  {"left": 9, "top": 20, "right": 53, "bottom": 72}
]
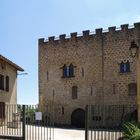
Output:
[{"left": 129, "top": 41, "right": 139, "bottom": 57}]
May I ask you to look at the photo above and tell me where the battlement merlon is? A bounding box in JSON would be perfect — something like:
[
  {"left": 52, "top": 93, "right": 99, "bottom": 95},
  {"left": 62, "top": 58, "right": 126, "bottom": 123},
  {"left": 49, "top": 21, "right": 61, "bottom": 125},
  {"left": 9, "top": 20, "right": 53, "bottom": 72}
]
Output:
[
  {"left": 108, "top": 26, "right": 116, "bottom": 33},
  {"left": 83, "top": 30, "right": 90, "bottom": 37},
  {"left": 95, "top": 28, "right": 103, "bottom": 36},
  {"left": 70, "top": 32, "right": 77, "bottom": 41},
  {"left": 38, "top": 22, "right": 140, "bottom": 44},
  {"left": 134, "top": 22, "right": 140, "bottom": 29},
  {"left": 121, "top": 24, "right": 129, "bottom": 31},
  {"left": 59, "top": 34, "right": 66, "bottom": 42},
  {"left": 134, "top": 22, "right": 140, "bottom": 39},
  {"left": 38, "top": 38, "right": 45, "bottom": 45}
]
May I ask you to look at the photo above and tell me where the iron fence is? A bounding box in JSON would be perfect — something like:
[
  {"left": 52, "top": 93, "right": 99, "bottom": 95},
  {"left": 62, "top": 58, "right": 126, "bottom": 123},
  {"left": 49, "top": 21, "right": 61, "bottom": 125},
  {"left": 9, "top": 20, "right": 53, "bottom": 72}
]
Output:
[
  {"left": 85, "top": 104, "right": 137, "bottom": 140},
  {"left": 0, "top": 103, "right": 138, "bottom": 140},
  {"left": 0, "top": 104, "right": 55, "bottom": 140}
]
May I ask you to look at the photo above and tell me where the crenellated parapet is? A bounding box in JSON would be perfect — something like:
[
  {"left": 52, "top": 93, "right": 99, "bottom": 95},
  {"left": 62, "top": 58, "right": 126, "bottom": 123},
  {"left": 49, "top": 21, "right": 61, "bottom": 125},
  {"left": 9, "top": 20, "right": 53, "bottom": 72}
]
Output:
[{"left": 38, "top": 22, "right": 140, "bottom": 45}]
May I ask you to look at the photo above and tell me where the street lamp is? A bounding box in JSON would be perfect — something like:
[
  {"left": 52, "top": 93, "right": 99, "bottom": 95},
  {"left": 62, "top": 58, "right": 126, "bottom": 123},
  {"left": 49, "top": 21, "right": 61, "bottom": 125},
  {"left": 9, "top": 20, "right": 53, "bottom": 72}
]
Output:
[{"left": 129, "top": 41, "right": 139, "bottom": 57}]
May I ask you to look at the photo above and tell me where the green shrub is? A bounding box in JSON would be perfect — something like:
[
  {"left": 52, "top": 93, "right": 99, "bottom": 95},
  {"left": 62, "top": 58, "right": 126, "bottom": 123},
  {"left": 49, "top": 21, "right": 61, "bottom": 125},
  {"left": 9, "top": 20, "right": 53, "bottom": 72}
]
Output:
[{"left": 122, "top": 122, "right": 140, "bottom": 140}]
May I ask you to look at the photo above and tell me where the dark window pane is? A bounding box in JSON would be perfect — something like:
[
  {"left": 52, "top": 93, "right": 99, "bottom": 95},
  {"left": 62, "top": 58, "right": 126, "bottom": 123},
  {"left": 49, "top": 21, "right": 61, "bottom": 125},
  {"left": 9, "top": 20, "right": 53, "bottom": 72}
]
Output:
[
  {"left": 62, "top": 107, "right": 64, "bottom": 115},
  {"left": 69, "top": 64, "right": 74, "bottom": 77},
  {"left": 128, "top": 83, "right": 137, "bottom": 96},
  {"left": 0, "top": 75, "right": 4, "bottom": 90},
  {"left": 63, "top": 64, "right": 67, "bottom": 78},
  {"left": 6, "top": 76, "right": 9, "bottom": 92},
  {"left": 72, "top": 86, "right": 77, "bottom": 99}
]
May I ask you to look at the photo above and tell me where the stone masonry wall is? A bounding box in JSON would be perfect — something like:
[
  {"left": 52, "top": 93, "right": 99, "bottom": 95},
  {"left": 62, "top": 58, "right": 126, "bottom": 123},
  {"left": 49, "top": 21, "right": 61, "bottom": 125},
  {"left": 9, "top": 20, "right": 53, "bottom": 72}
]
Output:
[{"left": 39, "top": 22, "right": 140, "bottom": 125}]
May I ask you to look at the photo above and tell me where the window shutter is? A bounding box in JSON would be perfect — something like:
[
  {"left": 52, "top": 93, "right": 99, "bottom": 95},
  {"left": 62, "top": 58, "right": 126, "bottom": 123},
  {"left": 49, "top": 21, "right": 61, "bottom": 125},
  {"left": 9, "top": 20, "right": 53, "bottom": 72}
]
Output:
[
  {"left": 120, "top": 62, "right": 124, "bottom": 73},
  {"left": 0, "top": 102, "right": 5, "bottom": 118},
  {"left": 0, "top": 75, "right": 4, "bottom": 90},
  {"left": 6, "top": 76, "right": 9, "bottom": 92}
]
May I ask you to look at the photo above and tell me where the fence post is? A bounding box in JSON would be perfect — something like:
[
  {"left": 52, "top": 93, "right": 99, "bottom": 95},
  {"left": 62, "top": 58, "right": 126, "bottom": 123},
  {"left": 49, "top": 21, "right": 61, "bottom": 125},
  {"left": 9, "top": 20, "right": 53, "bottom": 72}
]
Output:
[
  {"left": 85, "top": 105, "right": 89, "bottom": 140},
  {"left": 22, "top": 105, "right": 25, "bottom": 140}
]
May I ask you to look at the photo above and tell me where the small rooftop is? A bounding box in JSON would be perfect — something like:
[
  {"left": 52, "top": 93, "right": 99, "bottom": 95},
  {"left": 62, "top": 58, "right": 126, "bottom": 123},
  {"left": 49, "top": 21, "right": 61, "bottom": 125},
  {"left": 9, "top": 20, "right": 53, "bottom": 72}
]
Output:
[{"left": 0, "top": 55, "right": 24, "bottom": 72}]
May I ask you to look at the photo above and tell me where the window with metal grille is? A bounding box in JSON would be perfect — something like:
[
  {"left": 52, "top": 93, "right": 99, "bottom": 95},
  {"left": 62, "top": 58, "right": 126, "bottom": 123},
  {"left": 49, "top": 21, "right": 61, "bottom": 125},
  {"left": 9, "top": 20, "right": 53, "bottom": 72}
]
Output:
[
  {"left": 128, "top": 83, "right": 137, "bottom": 96},
  {"left": 0, "top": 74, "right": 4, "bottom": 90},
  {"left": 72, "top": 86, "right": 78, "bottom": 99}
]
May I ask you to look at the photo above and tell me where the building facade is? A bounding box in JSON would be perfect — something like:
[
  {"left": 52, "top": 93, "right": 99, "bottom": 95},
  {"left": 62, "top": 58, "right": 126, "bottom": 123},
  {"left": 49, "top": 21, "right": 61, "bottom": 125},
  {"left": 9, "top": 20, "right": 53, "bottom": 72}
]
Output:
[
  {"left": 0, "top": 55, "right": 24, "bottom": 104},
  {"left": 0, "top": 55, "right": 24, "bottom": 125},
  {"left": 39, "top": 22, "right": 140, "bottom": 126}
]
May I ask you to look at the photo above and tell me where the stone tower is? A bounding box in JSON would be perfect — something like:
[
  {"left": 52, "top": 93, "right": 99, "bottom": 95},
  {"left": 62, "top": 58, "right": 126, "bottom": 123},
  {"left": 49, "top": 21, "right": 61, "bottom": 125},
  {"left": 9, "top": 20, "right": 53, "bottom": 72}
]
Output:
[{"left": 38, "top": 22, "right": 140, "bottom": 126}]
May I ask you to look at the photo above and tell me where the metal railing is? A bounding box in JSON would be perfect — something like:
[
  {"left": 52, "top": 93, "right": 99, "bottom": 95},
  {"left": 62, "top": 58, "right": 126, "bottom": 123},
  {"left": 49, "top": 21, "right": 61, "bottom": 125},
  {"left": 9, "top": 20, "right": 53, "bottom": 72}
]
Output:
[
  {"left": 0, "top": 104, "right": 55, "bottom": 140},
  {"left": 85, "top": 104, "right": 137, "bottom": 140}
]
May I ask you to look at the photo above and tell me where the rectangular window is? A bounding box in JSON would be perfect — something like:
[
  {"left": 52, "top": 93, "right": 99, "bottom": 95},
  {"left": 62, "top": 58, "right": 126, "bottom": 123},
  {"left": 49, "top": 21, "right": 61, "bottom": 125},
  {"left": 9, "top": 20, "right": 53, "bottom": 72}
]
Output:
[
  {"left": 0, "top": 74, "right": 4, "bottom": 90},
  {"left": 62, "top": 107, "right": 64, "bottom": 115},
  {"left": 6, "top": 76, "right": 9, "bottom": 92},
  {"left": 72, "top": 86, "right": 78, "bottom": 99},
  {"left": 128, "top": 83, "right": 137, "bottom": 96}
]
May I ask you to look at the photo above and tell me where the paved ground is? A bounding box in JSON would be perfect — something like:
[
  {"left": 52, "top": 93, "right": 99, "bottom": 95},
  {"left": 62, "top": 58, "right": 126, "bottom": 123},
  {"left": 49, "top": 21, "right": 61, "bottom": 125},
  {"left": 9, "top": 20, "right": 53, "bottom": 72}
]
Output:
[
  {"left": 25, "top": 125, "right": 85, "bottom": 140},
  {"left": 0, "top": 125, "right": 123, "bottom": 140},
  {"left": 0, "top": 125, "right": 84, "bottom": 140}
]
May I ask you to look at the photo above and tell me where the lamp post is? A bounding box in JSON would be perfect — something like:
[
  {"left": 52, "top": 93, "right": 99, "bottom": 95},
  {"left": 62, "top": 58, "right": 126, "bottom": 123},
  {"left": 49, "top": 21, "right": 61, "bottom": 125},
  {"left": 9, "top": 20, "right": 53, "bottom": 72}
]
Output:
[{"left": 129, "top": 40, "right": 140, "bottom": 121}]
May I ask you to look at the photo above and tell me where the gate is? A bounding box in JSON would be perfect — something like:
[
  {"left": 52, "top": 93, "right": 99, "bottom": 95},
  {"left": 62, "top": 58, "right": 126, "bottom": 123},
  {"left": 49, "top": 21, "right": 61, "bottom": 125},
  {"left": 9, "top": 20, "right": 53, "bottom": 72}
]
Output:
[
  {"left": 85, "top": 105, "right": 137, "bottom": 140},
  {"left": 0, "top": 104, "right": 55, "bottom": 140},
  {"left": 0, "top": 104, "right": 25, "bottom": 139}
]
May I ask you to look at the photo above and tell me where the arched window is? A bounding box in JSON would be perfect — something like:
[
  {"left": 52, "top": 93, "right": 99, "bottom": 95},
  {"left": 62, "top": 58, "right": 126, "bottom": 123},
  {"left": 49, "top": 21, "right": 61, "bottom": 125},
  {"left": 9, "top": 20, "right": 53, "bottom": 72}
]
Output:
[
  {"left": 63, "top": 64, "right": 67, "bottom": 78},
  {"left": 69, "top": 64, "right": 74, "bottom": 77}
]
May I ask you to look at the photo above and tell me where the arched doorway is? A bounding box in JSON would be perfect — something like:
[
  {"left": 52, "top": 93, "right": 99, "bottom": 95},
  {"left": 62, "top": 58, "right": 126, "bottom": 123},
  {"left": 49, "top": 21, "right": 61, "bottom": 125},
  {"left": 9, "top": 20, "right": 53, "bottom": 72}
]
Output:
[{"left": 71, "top": 108, "right": 85, "bottom": 128}]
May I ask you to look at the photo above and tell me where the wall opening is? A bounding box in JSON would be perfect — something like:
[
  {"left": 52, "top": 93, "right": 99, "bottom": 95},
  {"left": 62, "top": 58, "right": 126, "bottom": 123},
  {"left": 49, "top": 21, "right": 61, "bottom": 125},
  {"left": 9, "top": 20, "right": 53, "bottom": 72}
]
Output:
[{"left": 71, "top": 108, "right": 85, "bottom": 128}]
